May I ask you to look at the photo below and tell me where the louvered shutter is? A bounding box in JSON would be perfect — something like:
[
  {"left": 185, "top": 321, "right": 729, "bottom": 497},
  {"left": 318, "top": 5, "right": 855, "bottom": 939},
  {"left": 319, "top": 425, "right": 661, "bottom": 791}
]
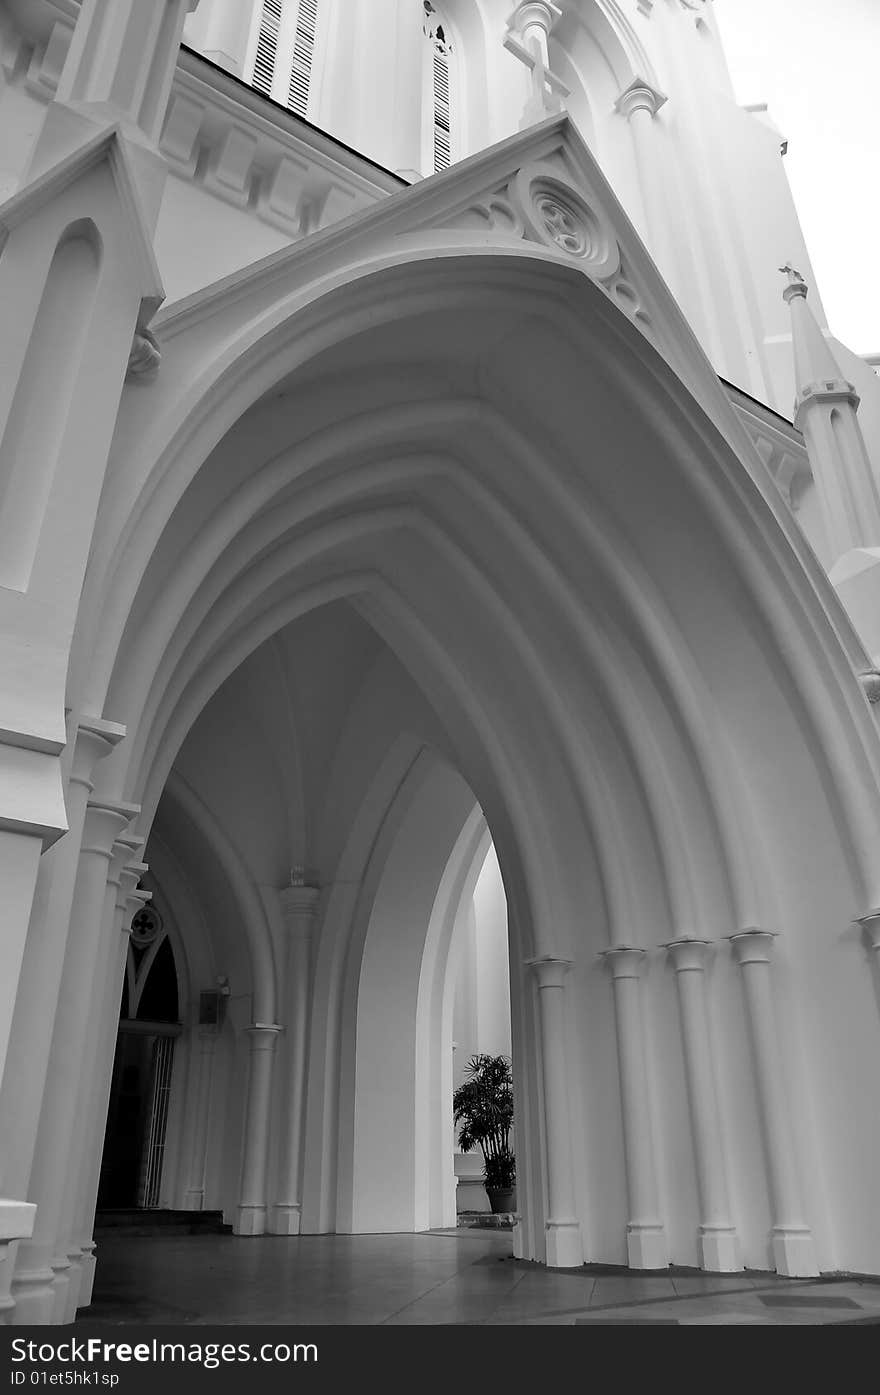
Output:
[
  {"left": 433, "top": 49, "right": 451, "bottom": 171},
  {"left": 252, "top": 0, "right": 283, "bottom": 97},
  {"left": 288, "top": 0, "right": 318, "bottom": 116}
]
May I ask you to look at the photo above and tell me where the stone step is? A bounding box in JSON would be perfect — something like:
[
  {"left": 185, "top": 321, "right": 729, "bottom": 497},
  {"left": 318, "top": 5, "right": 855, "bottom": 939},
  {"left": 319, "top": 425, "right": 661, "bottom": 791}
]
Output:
[{"left": 94, "top": 1209, "right": 231, "bottom": 1236}]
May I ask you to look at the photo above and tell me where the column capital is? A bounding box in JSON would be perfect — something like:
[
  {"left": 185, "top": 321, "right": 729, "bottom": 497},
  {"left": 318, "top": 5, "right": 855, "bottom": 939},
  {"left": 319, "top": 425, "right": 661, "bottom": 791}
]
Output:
[
  {"left": 108, "top": 832, "right": 145, "bottom": 888},
  {"left": 728, "top": 928, "right": 779, "bottom": 966},
  {"left": 279, "top": 883, "right": 321, "bottom": 933},
  {"left": 507, "top": 1, "right": 563, "bottom": 39},
  {"left": 600, "top": 945, "right": 646, "bottom": 979},
  {"left": 117, "top": 863, "right": 149, "bottom": 925},
  {"left": 615, "top": 77, "right": 668, "bottom": 120},
  {"left": 663, "top": 937, "right": 712, "bottom": 971},
  {"left": 525, "top": 955, "right": 573, "bottom": 989},
  {"left": 81, "top": 799, "right": 138, "bottom": 858},
  {"left": 248, "top": 1023, "right": 283, "bottom": 1048},
  {"left": 69, "top": 717, "right": 127, "bottom": 794}
]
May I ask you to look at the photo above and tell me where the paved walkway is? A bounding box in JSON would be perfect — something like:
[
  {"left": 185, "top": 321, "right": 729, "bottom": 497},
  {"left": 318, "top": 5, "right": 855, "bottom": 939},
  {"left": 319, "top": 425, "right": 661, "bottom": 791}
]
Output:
[{"left": 79, "top": 1229, "right": 880, "bottom": 1326}]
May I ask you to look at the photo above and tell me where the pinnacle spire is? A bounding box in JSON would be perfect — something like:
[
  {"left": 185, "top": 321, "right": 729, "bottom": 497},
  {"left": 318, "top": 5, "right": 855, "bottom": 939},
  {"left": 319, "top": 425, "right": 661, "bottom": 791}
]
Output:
[{"left": 779, "top": 264, "right": 854, "bottom": 409}]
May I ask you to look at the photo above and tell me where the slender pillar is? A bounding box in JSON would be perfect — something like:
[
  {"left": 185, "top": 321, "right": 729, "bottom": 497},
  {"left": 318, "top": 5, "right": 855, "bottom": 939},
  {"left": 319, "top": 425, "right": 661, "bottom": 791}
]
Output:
[
  {"left": 234, "top": 1025, "right": 282, "bottom": 1236},
  {"left": 525, "top": 957, "right": 583, "bottom": 1268},
  {"left": 270, "top": 884, "right": 320, "bottom": 1235},
  {"left": 601, "top": 947, "right": 667, "bottom": 1269},
  {"left": 614, "top": 78, "right": 676, "bottom": 282},
  {"left": 728, "top": 930, "right": 818, "bottom": 1277},
  {"left": 66, "top": 852, "right": 146, "bottom": 1316},
  {"left": 664, "top": 938, "right": 741, "bottom": 1272},
  {"left": 505, "top": 2, "right": 567, "bottom": 129},
  {"left": 781, "top": 268, "right": 880, "bottom": 666},
  {"left": 182, "top": 1024, "right": 220, "bottom": 1211},
  {"left": 57, "top": 834, "right": 143, "bottom": 1320},
  {"left": 12, "top": 801, "right": 134, "bottom": 1325},
  {"left": 0, "top": 719, "right": 123, "bottom": 1325}
]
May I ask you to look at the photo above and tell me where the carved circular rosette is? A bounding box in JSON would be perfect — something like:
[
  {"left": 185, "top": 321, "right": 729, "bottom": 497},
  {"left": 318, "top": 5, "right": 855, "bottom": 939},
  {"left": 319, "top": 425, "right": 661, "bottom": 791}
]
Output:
[
  {"left": 510, "top": 166, "right": 620, "bottom": 281},
  {"left": 130, "top": 903, "right": 162, "bottom": 948}
]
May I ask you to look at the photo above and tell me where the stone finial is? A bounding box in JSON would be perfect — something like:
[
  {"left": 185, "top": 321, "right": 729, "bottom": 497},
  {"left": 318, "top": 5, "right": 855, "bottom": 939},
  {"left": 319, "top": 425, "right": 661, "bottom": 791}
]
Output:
[{"left": 780, "top": 263, "right": 807, "bottom": 304}]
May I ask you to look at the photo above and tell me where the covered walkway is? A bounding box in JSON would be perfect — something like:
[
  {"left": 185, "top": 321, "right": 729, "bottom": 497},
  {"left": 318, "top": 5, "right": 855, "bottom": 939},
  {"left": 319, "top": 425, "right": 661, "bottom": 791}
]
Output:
[{"left": 79, "top": 1231, "right": 880, "bottom": 1326}]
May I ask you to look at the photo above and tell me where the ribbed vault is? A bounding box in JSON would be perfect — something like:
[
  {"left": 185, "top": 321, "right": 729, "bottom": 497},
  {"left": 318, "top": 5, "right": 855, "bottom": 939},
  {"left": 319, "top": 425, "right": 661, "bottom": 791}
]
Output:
[{"left": 68, "top": 248, "right": 880, "bottom": 1269}]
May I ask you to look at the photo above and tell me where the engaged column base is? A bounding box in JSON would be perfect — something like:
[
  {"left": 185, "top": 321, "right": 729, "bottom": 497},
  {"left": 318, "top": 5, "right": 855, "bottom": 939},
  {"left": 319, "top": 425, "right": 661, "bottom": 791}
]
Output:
[
  {"left": 512, "top": 1219, "right": 524, "bottom": 1260},
  {"left": 268, "top": 1204, "right": 302, "bottom": 1236},
  {"left": 77, "top": 1244, "right": 97, "bottom": 1310},
  {"left": 0, "top": 1202, "right": 37, "bottom": 1326},
  {"left": 699, "top": 1225, "right": 741, "bottom": 1273},
  {"left": 233, "top": 1205, "right": 267, "bottom": 1237},
  {"left": 9, "top": 1267, "right": 57, "bottom": 1326},
  {"left": 57, "top": 1249, "right": 85, "bottom": 1323},
  {"left": 772, "top": 1226, "right": 819, "bottom": 1278},
  {"left": 545, "top": 1219, "right": 583, "bottom": 1269},
  {"left": 626, "top": 1223, "right": 668, "bottom": 1271}
]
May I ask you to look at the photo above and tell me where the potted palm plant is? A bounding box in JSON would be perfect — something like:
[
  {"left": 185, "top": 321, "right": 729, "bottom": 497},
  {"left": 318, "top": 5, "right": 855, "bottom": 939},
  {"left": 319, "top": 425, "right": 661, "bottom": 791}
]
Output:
[{"left": 453, "top": 1053, "right": 516, "bottom": 1214}]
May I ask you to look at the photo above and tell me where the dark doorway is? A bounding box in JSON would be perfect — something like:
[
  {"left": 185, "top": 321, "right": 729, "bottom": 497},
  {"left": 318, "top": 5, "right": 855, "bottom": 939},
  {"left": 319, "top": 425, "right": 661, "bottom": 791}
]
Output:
[{"left": 97, "top": 906, "right": 181, "bottom": 1210}]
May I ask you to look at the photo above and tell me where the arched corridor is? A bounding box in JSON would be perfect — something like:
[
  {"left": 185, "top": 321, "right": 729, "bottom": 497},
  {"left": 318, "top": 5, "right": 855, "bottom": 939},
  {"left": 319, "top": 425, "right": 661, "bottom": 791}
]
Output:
[
  {"left": 13, "top": 241, "right": 880, "bottom": 1318},
  {"left": 3, "top": 14, "right": 880, "bottom": 1317}
]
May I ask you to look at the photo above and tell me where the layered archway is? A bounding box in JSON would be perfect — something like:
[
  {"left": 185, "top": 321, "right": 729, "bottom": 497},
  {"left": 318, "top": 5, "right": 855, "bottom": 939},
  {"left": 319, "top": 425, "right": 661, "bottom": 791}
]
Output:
[{"left": 63, "top": 245, "right": 880, "bottom": 1273}]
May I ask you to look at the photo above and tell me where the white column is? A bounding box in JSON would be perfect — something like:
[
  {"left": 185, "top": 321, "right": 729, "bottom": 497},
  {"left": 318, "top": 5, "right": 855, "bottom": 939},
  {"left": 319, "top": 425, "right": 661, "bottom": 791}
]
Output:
[
  {"left": 728, "top": 930, "right": 818, "bottom": 1277},
  {"left": 0, "top": 719, "right": 123, "bottom": 1325},
  {"left": 57, "top": 835, "right": 144, "bottom": 1320},
  {"left": 12, "top": 800, "right": 134, "bottom": 1325},
  {"left": 505, "top": 2, "right": 566, "bottom": 129},
  {"left": 664, "top": 938, "right": 741, "bottom": 1272},
  {"left": 270, "top": 885, "right": 320, "bottom": 1235},
  {"left": 182, "top": 1025, "right": 219, "bottom": 1211},
  {"left": 614, "top": 79, "right": 674, "bottom": 270},
  {"left": 782, "top": 274, "right": 880, "bottom": 558},
  {"left": 67, "top": 855, "right": 147, "bottom": 1316},
  {"left": 601, "top": 947, "right": 667, "bottom": 1269},
  {"left": 234, "top": 1025, "right": 282, "bottom": 1236},
  {"left": 525, "top": 956, "right": 583, "bottom": 1268}
]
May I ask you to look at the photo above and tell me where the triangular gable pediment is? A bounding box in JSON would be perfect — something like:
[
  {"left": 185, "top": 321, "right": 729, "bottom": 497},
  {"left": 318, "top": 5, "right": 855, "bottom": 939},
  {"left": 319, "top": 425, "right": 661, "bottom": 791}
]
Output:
[
  {"left": 150, "top": 113, "right": 761, "bottom": 478},
  {"left": 0, "top": 123, "right": 164, "bottom": 318},
  {"left": 154, "top": 116, "right": 660, "bottom": 349}
]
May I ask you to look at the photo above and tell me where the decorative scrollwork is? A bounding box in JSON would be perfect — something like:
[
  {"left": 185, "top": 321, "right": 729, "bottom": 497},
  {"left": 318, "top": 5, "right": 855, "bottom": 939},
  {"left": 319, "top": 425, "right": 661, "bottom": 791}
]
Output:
[{"left": 534, "top": 192, "right": 588, "bottom": 256}]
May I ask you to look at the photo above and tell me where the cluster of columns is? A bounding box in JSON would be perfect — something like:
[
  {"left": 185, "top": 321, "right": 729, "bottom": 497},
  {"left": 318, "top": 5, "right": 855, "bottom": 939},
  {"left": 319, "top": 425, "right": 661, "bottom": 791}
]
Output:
[
  {"left": 232, "top": 881, "right": 319, "bottom": 1238},
  {"left": 1, "top": 718, "right": 147, "bottom": 1326},
  {"left": 0, "top": 0, "right": 207, "bottom": 1323},
  {"left": 524, "top": 929, "right": 817, "bottom": 1276}
]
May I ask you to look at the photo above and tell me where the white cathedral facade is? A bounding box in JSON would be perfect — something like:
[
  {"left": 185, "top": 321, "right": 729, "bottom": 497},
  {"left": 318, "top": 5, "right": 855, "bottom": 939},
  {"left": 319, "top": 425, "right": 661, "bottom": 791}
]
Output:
[{"left": 1, "top": 0, "right": 880, "bottom": 1326}]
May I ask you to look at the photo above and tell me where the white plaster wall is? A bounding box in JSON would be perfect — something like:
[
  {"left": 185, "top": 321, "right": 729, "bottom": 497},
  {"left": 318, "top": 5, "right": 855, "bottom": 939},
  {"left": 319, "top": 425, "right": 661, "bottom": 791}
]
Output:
[{"left": 153, "top": 174, "right": 291, "bottom": 305}]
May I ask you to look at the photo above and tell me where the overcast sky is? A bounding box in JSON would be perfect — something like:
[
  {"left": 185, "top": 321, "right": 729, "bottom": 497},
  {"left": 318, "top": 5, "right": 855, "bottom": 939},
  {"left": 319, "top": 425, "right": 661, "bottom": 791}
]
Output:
[{"left": 713, "top": 0, "right": 879, "bottom": 355}]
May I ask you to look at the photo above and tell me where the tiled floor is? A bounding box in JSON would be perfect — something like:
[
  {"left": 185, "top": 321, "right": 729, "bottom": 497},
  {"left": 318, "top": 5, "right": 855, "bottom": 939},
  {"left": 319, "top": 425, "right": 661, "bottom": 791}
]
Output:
[{"left": 78, "top": 1229, "right": 880, "bottom": 1326}]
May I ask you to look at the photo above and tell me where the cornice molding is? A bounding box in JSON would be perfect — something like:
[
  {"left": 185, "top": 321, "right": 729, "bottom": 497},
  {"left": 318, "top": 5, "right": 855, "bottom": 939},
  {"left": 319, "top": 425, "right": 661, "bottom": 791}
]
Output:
[{"left": 3, "top": 12, "right": 401, "bottom": 248}]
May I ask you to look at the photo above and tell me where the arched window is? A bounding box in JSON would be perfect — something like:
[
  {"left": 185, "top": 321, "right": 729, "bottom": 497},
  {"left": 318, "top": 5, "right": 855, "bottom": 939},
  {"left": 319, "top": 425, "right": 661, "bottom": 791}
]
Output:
[
  {"left": 249, "top": 0, "right": 319, "bottom": 119},
  {"left": 423, "top": 1, "right": 455, "bottom": 173}
]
